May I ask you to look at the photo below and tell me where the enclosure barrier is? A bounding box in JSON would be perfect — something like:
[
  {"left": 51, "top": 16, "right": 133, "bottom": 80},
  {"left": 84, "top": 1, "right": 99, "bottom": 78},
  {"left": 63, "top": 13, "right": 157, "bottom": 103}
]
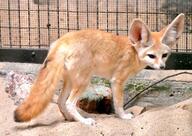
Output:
[{"left": 0, "top": 0, "right": 192, "bottom": 69}]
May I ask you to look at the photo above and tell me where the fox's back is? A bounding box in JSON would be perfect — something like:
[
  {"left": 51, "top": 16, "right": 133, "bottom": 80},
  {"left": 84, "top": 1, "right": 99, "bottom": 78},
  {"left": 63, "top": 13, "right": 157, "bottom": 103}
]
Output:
[
  {"left": 53, "top": 29, "right": 136, "bottom": 78},
  {"left": 58, "top": 29, "right": 135, "bottom": 60}
]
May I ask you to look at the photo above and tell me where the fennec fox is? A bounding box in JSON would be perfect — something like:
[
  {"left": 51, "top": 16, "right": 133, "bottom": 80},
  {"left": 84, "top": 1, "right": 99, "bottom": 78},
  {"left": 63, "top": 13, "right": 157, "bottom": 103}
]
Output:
[{"left": 14, "top": 14, "right": 184, "bottom": 125}]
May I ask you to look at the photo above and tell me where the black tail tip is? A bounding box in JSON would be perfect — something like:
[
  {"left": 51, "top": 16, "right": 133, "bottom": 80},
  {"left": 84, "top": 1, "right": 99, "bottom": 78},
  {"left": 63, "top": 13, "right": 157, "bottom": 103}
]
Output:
[{"left": 14, "top": 109, "right": 22, "bottom": 122}]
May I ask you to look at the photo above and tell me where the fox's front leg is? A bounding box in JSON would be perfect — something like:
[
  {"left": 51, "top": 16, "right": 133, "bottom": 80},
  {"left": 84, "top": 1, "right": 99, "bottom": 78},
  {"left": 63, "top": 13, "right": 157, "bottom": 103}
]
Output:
[{"left": 111, "top": 80, "right": 133, "bottom": 119}]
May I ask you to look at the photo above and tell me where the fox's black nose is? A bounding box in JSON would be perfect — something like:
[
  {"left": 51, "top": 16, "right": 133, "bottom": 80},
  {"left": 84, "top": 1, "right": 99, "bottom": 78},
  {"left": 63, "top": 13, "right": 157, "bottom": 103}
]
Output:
[{"left": 160, "top": 65, "right": 165, "bottom": 69}]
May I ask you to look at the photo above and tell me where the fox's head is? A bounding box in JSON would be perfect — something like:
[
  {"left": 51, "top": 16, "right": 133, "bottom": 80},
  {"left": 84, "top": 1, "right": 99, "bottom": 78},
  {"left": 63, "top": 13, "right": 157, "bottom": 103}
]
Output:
[{"left": 129, "top": 13, "right": 185, "bottom": 69}]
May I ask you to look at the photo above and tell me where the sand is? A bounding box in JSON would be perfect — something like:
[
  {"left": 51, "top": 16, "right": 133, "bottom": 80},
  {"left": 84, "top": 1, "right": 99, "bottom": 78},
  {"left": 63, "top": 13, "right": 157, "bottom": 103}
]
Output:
[{"left": 1, "top": 76, "right": 192, "bottom": 136}]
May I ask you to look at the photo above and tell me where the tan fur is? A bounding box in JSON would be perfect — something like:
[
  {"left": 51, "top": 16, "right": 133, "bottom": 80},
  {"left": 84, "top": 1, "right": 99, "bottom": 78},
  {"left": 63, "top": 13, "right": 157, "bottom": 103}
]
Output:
[
  {"left": 14, "top": 43, "right": 65, "bottom": 122},
  {"left": 14, "top": 14, "right": 185, "bottom": 125}
]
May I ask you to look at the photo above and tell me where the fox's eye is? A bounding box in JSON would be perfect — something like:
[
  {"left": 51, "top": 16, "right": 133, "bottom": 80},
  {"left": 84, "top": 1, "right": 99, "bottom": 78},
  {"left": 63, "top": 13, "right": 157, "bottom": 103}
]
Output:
[
  {"left": 162, "top": 53, "right": 168, "bottom": 58},
  {"left": 147, "top": 54, "right": 156, "bottom": 59}
]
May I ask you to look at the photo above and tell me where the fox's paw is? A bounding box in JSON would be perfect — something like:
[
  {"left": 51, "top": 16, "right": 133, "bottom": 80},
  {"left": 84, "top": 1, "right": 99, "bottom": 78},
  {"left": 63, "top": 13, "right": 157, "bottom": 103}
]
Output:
[
  {"left": 119, "top": 113, "right": 134, "bottom": 120},
  {"left": 81, "top": 118, "right": 96, "bottom": 126}
]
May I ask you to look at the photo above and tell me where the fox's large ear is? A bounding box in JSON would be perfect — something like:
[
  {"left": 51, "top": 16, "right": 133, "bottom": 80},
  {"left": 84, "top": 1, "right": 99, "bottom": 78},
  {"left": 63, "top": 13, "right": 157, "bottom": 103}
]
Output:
[
  {"left": 161, "top": 13, "right": 185, "bottom": 46},
  {"left": 129, "top": 19, "right": 151, "bottom": 45}
]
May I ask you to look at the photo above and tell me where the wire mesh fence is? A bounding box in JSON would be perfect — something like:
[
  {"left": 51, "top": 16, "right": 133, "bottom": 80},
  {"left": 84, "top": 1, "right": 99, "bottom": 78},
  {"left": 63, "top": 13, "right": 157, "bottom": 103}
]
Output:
[{"left": 0, "top": 0, "right": 192, "bottom": 52}]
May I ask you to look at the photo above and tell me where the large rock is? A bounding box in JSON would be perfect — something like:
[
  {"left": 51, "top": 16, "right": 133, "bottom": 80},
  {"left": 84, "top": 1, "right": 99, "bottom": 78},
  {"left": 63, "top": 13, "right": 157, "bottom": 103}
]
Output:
[
  {"left": 130, "top": 98, "right": 192, "bottom": 136},
  {"left": 77, "top": 85, "right": 112, "bottom": 114},
  {"left": 5, "top": 71, "right": 34, "bottom": 105}
]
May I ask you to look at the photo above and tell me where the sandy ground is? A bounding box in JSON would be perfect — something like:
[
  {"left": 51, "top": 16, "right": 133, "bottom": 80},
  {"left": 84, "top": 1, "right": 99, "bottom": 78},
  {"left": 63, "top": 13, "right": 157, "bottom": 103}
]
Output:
[{"left": 1, "top": 75, "right": 192, "bottom": 136}]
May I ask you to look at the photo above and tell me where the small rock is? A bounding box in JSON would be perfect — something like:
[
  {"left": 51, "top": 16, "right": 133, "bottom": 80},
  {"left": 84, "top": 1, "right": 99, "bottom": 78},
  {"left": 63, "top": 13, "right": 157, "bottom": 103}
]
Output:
[
  {"left": 5, "top": 131, "right": 10, "bottom": 136},
  {"left": 126, "top": 105, "right": 146, "bottom": 116},
  {"left": 174, "top": 98, "right": 192, "bottom": 113}
]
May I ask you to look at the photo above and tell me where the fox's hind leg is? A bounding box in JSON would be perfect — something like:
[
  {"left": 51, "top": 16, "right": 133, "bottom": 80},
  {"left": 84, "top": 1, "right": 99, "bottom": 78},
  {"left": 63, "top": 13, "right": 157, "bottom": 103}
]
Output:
[
  {"left": 57, "top": 78, "right": 74, "bottom": 121},
  {"left": 66, "top": 83, "right": 95, "bottom": 125},
  {"left": 65, "top": 71, "right": 95, "bottom": 125},
  {"left": 62, "top": 46, "right": 95, "bottom": 125}
]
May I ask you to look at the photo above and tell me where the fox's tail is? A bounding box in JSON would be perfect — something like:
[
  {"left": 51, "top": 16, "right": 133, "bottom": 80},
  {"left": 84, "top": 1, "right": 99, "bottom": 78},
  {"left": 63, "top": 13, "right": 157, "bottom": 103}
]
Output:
[{"left": 14, "top": 54, "right": 64, "bottom": 122}]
